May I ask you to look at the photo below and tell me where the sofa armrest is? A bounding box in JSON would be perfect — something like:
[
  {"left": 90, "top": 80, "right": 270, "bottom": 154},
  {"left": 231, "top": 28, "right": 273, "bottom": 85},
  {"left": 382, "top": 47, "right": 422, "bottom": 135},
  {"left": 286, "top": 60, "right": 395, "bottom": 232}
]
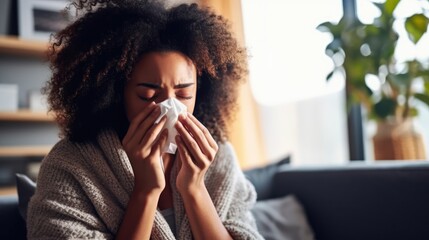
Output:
[{"left": 271, "top": 161, "right": 429, "bottom": 240}]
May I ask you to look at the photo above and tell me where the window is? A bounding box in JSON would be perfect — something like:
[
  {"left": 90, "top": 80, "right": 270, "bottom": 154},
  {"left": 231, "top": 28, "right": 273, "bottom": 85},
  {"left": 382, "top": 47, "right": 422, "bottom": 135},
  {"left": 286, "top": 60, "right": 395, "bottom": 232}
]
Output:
[
  {"left": 241, "top": 0, "right": 349, "bottom": 165},
  {"left": 241, "top": 0, "right": 344, "bottom": 105}
]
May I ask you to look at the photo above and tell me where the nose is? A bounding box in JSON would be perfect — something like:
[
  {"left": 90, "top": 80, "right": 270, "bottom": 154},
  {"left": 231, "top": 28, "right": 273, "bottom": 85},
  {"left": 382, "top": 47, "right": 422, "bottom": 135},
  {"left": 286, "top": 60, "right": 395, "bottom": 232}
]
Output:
[{"left": 157, "top": 89, "right": 176, "bottom": 103}]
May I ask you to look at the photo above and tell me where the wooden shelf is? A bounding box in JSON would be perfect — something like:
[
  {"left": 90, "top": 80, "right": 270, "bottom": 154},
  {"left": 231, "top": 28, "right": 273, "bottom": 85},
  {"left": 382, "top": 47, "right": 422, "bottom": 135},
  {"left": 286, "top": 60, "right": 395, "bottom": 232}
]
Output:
[
  {"left": 0, "top": 186, "right": 17, "bottom": 196},
  {"left": 0, "top": 146, "right": 52, "bottom": 157},
  {"left": 0, "top": 36, "right": 48, "bottom": 57},
  {"left": 0, "top": 109, "right": 55, "bottom": 122}
]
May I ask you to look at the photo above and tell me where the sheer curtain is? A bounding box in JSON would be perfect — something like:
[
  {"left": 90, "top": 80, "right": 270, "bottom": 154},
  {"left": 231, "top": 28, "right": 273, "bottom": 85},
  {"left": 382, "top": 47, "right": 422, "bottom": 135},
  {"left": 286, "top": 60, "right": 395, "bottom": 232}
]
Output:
[
  {"left": 241, "top": 0, "right": 349, "bottom": 165},
  {"left": 199, "top": 0, "right": 267, "bottom": 169}
]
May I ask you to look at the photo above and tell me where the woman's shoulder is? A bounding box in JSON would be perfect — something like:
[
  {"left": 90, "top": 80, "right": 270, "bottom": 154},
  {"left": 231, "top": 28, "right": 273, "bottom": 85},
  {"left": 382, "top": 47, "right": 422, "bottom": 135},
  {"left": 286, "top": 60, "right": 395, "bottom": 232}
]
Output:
[
  {"left": 45, "top": 139, "right": 78, "bottom": 159},
  {"left": 50, "top": 138, "right": 78, "bottom": 152},
  {"left": 215, "top": 141, "right": 236, "bottom": 161},
  {"left": 216, "top": 141, "right": 236, "bottom": 158},
  {"left": 42, "top": 138, "right": 91, "bottom": 168},
  {"left": 206, "top": 141, "right": 256, "bottom": 201},
  {"left": 208, "top": 141, "right": 241, "bottom": 174}
]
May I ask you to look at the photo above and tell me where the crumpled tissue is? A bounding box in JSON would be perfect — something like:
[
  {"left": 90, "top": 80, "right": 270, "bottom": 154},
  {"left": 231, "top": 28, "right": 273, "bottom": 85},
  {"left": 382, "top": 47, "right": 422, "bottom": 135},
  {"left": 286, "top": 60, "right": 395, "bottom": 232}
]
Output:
[{"left": 155, "top": 98, "right": 187, "bottom": 154}]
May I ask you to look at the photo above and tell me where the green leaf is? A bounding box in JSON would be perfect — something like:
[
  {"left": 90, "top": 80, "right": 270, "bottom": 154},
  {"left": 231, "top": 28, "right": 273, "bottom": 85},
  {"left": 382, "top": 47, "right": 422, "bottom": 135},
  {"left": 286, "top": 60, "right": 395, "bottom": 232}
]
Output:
[
  {"left": 317, "top": 20, "right": 345, "bottom": 37},
  {"left": 409, "top": 107, "right": 419, "bottom": 117},
  {"left": 372, "top": 0, "right": 400, "bottom": 17},
  {"left": 425, "top": 81, "right": 429, "bottom": 94},
  {"left": 414, "top": 93, "right": 429, "bottom": 108},
  {"left": 325, "top": 39, "right": 342, "bottom": 56},
  {"left": 385, "top": 0, "right": 400, "bottom": 16},
  {"left": 418, "top": 68, "right": 429, "bottom": 76},
  {"left": 417, "top": 70, "right": 429, "bottom": 87},
  {"left": 317, "top": 22, "right": 335, "bottom": 33},
  {"left": 372, "top": 3, "right": 384, "bottom": 13},
  {"left": 390, "top": 73, "right": 410, "bottom": 87},
  {"left": 405, "top": 14, "right": 429, "bottom": 44},
  {"left": 374, "top": 98, "right": 396, "bottom": 119}
]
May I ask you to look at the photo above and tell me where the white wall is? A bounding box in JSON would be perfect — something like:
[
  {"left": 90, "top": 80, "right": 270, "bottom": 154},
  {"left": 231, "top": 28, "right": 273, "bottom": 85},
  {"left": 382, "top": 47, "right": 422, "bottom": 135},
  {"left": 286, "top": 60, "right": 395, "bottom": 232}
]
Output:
[{"left": 258, "top": 88, "right": 349, "bottom": 166}]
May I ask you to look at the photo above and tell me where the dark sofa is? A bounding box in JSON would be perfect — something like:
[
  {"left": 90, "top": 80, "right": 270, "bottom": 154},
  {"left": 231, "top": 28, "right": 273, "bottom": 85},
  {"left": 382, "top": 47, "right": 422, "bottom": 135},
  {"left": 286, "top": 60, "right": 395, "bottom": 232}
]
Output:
[
  {"left": 0, "top": 195, "right": 26, "bottom": 239},
  {"left": 265, "top": 161, "right": 429, "bottom": 240},
  {"left": 1, "top": 160, "right": 429, "bottom": 240}
]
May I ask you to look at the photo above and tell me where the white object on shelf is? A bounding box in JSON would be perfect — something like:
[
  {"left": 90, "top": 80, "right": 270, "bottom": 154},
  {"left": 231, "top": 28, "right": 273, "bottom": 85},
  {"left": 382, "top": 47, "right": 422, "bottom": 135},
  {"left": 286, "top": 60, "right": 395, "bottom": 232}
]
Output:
[
  {"left": 0, "top": 84, "right": 18, "bottom": 111},
  {"left": 28, "top": 90, "right": 48, "bottom": 112}
]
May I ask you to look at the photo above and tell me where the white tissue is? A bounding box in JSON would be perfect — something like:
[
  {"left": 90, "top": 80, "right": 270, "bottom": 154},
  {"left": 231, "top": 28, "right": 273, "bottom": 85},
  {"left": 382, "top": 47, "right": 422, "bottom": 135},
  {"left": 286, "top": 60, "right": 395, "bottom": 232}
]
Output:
[{"left": 155, "top": 98, "right": 187, "bottom": 154}]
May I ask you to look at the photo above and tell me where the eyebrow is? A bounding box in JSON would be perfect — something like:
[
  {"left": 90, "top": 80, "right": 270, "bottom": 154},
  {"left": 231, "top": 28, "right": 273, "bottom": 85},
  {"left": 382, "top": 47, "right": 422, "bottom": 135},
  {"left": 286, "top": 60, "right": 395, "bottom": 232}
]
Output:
[
  {"left": 138, "top": 82, "right": 161, "bottom": 89},
  {"left": 137, "top": 82, "right": 194, "bottom": 89},
  {"left": 174, "top": 83, "right": 194, "bottom": 89}
]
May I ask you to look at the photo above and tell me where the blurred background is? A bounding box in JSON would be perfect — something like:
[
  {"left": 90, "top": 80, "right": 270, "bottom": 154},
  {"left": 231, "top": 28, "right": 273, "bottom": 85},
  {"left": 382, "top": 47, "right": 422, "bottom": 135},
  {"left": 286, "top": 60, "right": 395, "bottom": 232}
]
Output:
[
  {"left": 0, "top": 0, "right": 428, "bottom": 195},
  {"left": 240, "top": 0, "right": 429, "bottom": 166}
]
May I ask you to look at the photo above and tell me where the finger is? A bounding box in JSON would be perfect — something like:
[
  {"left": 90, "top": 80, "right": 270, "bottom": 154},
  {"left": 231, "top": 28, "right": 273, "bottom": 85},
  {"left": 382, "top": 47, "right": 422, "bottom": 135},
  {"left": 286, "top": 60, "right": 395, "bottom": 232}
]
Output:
[
  {"left": 132, "top": 106, "right": 163, "bottom": 145},
  {"left": 175, "top": 121, "right": 210, "bottom": 168},
  {"left": 178, "top": 114, "right": 213, "bottom": 159},
  {"left": 150, "top": 128, "right": 169, "bottom": 158},
  {"left": 176, "top": 136, "right": 197, "bottom": 170},
  {"left": 122, "top": 102, "right": 157, "bottom": 145},
  {"left": 140, "top": 116, "right": 167, "bottom": 148},
  {"left": 187, "top": 113, "right": 218, "bottom": 150}
]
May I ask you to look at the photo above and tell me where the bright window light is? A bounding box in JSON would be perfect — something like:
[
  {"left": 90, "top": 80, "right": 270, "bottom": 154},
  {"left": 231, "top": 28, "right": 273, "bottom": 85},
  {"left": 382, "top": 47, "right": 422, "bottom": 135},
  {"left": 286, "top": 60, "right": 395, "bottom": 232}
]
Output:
[
  {"left": 365, "top": 74, "right": 381, "bottom": 92},
  {"left": 241, "top": 0, "right": 344, "bottom": 105}
]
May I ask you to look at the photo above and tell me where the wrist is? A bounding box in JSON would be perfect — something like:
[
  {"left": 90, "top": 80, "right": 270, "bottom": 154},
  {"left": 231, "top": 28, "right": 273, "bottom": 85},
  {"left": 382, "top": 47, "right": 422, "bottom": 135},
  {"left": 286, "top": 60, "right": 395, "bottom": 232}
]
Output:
[
  {"left": 179, "top": 183, "right": 207, "bottom": 201},
  {"left": 132, "top": 184, "right": 163, "bottom": 200},
  {"left": 133, "top": 177, "right": 165, "bottom": 195}
]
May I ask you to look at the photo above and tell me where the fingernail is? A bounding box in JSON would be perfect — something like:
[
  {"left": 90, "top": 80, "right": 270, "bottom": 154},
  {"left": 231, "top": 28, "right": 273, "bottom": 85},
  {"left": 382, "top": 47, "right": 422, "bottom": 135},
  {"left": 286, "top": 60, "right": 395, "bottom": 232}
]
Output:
[{"left": 179, "top": 114, "right": 186, "bottom": 121}]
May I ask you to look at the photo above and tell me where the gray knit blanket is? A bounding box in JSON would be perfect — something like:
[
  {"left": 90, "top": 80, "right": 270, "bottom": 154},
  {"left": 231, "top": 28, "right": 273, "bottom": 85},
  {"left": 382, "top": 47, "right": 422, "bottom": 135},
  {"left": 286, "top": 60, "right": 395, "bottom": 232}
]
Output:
[{"left": 27, "top": 130, "right": 263, "bottom": 239}]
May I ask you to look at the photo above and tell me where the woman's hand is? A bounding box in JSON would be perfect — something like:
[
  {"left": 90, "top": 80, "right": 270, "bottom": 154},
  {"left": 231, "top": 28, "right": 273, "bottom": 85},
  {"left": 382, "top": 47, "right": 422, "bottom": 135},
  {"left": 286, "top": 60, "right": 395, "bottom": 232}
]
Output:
[
  {"left": 174, "top": 113, "right": 232, "bottom": 240},
  {"left": 175, "top": 112, "right": 219, "bottom": 195},
  {"left": 122, "top": 102, "right": 168, "bottom": 195}
]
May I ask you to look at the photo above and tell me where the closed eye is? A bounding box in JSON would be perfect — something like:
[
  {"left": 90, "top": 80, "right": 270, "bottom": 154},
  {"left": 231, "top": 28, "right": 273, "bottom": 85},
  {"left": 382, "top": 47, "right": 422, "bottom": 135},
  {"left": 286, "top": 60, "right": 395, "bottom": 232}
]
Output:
[
  {"left": 139, "top": 95, "right": 156, "bottom": 101},
  {"left": 177, "top": 95, "right": 193, "bottom": 100}
]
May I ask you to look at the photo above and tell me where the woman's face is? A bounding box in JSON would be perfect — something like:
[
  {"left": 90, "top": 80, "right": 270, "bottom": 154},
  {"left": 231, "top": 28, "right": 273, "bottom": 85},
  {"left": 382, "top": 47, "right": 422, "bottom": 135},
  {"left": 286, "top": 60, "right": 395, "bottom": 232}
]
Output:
[{"left": 124, "top": 51, "right": 198, "bottom": 121}]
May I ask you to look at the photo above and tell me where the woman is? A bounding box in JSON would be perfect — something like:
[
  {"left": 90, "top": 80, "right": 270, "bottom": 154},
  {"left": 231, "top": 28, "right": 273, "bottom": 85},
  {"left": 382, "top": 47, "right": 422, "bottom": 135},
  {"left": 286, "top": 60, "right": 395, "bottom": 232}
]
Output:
[{"left": 27, "top": 0, "right": 263, "bottom": 239}]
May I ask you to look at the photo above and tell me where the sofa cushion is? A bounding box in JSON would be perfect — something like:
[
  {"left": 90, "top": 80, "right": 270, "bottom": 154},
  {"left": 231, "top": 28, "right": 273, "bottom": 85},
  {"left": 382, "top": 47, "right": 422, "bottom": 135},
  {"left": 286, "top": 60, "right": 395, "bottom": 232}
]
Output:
[
  {"left": 251, "top": 194, "right": 314, "bottom": 240},
  {"left": 271, "top": 161, "right": 429, "bottom": 240},
  {"left": 15, "top": 174, "right": 36, "bottom": 221},
  {"left": 243, "top": 155, "right": 290, "bottom": 200}
]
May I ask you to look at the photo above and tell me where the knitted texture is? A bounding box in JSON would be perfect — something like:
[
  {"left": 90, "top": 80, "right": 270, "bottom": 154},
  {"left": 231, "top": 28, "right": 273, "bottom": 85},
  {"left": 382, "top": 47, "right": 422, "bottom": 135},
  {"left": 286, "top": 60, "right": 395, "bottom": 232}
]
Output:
[{"left": 27, "top": 130, "right": 263, "bottom": 239}]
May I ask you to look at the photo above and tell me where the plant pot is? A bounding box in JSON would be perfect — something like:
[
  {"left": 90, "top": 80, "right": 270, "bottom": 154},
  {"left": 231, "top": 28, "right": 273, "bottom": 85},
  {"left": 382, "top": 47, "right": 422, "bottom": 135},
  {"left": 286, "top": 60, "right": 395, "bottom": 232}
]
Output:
[{"left": 372, "top": 119, "right": 426, "bottom": 160}]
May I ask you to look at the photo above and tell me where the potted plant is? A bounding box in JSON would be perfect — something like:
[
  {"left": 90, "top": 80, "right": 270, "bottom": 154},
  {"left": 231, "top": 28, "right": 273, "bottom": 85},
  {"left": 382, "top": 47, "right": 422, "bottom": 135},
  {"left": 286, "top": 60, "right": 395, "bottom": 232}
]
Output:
[{"left": 318, "top": 0, "right": 429, "bottom": 160}]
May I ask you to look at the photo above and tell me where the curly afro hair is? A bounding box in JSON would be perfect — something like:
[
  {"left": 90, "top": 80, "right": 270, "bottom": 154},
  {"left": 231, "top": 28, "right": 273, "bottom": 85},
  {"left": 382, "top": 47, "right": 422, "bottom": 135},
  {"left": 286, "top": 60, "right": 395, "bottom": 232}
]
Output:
[{"left": 44, "top": 0, "right": 247, "bottom": 143}]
